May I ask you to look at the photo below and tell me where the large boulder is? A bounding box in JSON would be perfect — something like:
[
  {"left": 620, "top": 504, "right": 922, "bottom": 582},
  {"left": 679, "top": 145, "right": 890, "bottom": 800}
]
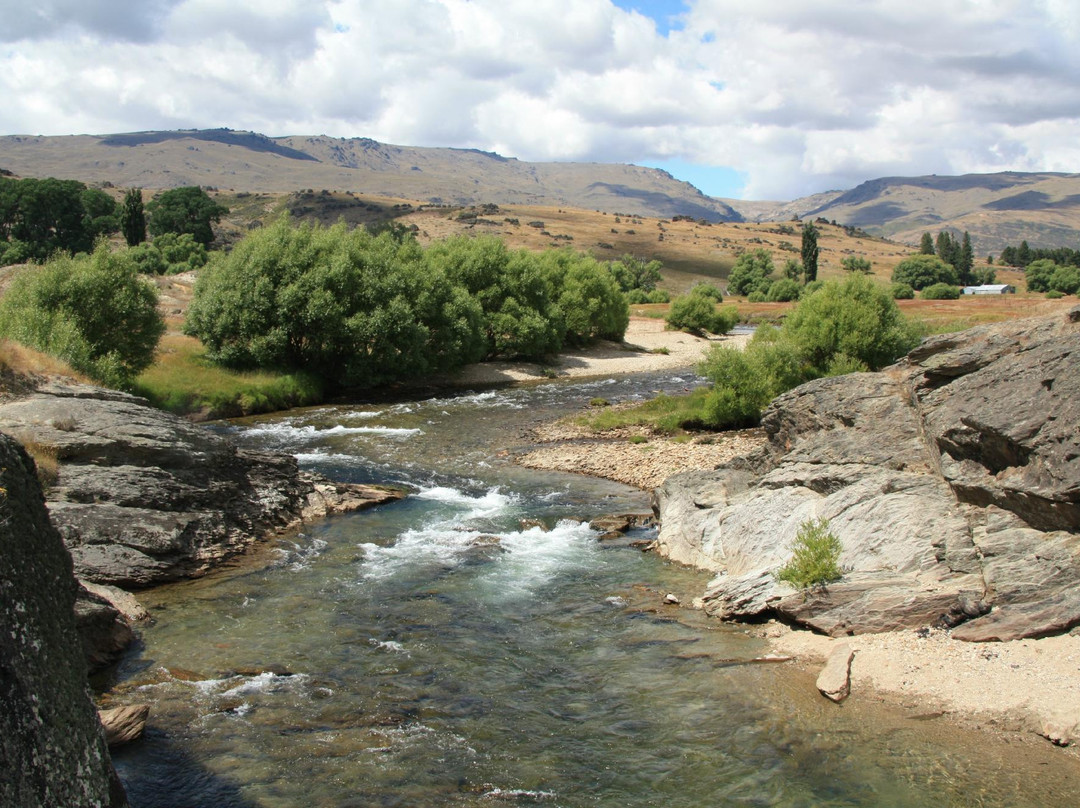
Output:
[
  {"left": 0, "top": 434, "right": 128, "bottom": 807},
  {"left": 654, "top": 305, "right": 1080, "bottom": 641},
  {"left": 0, "top": 382, "right": 403, "bottom": 588}
]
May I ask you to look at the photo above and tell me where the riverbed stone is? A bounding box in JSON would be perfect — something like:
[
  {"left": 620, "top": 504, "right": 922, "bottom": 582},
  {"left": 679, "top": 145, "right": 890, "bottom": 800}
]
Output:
[
  {"left": 816, "top": 644, "right": 854, "bottom": 703},
  {"left": 654, "top": 306, "right": 1080, "bottom": 641},
  {"left": 99, "top": 704, "right": 150, "bottom": 748}
]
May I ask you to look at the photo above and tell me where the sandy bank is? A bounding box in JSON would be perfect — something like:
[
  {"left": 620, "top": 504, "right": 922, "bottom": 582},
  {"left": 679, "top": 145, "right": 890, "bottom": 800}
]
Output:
[{"left": 449, "top": 316, "right": 748, "bottom": 387}]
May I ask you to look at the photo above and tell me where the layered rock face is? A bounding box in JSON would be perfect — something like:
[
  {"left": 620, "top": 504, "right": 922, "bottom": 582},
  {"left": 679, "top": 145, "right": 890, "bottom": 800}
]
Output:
[
  {"left": 0, "top": 434, "right": 128, "bottom": 808},
  {"left": 0, "top": 382, "right": 402, "bottom": 589},
  {"left": 653, "top": 305, "right": 1080, "bottom": 642}
]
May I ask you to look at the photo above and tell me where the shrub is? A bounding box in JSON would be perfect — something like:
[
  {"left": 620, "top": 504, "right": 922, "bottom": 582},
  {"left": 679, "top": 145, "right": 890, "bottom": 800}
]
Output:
[
  {"left": 0, "top": 244, "right": 164, "bottom": 388},
  {"left": 765, "top": 278, "right": 801, "bottom": 302},
  {"left": 891, "top": 282, "right": 915, "bottom": 299},
  {"left": 746, "top": 290, "right": 767, "bottom": 303},
  {"left": 727, "top": 248, "right": 775, "bottom": 296},
  {"left": 775, "top": 518, "right": 844, "bottom": 589},
  {"left": 1024, "top": 259, "right": 1057, "bottom": 293},
  {"left": 689, "top": 282, "right": 723, "bottom": 302},
  {"left": 840, "top": 256, "right": 872, "bottom": 274},
  {"left": 781, "top": 274, "right": 922, "bottom": 373},
  {"left": 891, "top": 254, "right": 959, "bottom": 290},
  {"left": 666, "top": 294, "right": 736, "bottom": 336},
  {"left": 1046, "top": 290, "right": 1065, "bottom": 299},
  {"left": 920, "top": 283, "right": 961, "bottom": 300},
  {"left": 1050, "top": 265, "right": 1080, "bottom": 295},
  {"left": 646, "top": 289, "right": 671, "bottom": 304}
]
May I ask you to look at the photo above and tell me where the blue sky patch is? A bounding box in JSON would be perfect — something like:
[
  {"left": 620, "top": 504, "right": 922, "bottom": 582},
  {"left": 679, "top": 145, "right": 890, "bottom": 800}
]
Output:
[{"left": 611, "top": 0, "right": 688, "bottom": 36}]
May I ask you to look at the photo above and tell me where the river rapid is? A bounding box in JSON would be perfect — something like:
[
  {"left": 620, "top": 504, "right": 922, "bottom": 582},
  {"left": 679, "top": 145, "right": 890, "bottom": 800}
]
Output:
[{"left": 111, "top": 371, "right": 1078, "bottom": 807}]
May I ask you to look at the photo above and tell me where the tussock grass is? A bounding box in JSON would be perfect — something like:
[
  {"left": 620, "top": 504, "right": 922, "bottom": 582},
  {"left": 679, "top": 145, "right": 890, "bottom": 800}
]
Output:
[
  {"left": 134, "top": 334, "right": 322, "bottom": 419},
  {"left": 8, "top": 432, "right": 61, "bottom": 492},
  {"left": 0, "top": 339, "right": 91, "bottom": 383},
  {"left": 575, "top": 387, "right": 712, "bottom": 435}
]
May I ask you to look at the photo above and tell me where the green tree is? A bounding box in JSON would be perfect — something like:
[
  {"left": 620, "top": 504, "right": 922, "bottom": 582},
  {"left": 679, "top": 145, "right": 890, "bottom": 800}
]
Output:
[
  {"left": 146, "top": 186, "right": 229, "bottom": 246},
  {"left": 1050, "top": 264, "right": 1080, "bottom": 295},
  {"left": 1024, "top": 259, "right": 1057, "bottom": 292},
  {"left": 0, "top": 244, "right": 163, "bottom": 387},
  {"left": 541, "top": 249, "right": 628, "bottom": 346},
  {"left": 0, "top": 177, "right": 115, "bottom": 262},
  {"left": 765, "top": 278, "right": 801, "bottom": 302},
  {"left": 920, "top": 282, "right": 960, "bottom": 299},
  {"left": 919, "top": 232, "right": 935, "bottom": 255},
  {"left": 666, "top": 289, "right": 736, "bottom": 336},
  {"left": 840, "top": 256, "right": 872, "bottom": 274},
  {"left": 891, "top": 254, "right": 959, "bottom": 290},
  {"left": 186, "top": 218, "right": 486, "bottom": 387},
  {"left": 120, "top": 188, "right": 146, "bottom": 247},
  {"left": 935, "top": 231, "right": 958, "bottom": 268},
  {"left": 958, "top": 231, "right": 975, "bottom": 284},
  {"left": 726, "top": 248, "right": 774, "bottom": 296},
  {"left": 608, "top": 254, "right": 662, "bottom": 293},
  {"left": 782, "top": 258, "right": 802, "bottom": 282},
  {"left": 801, "top": 221, "right": 820, "bottom": 283}
]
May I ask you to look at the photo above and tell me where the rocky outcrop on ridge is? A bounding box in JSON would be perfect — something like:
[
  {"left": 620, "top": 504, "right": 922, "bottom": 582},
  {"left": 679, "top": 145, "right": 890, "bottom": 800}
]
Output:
[
  {"left": 0, "top": 434, "right": 129, "bottom": 808},
  {"left": 0, "top": 382, "right": 404, "bottom": 590},
  {"left": 653, "top": 305, "right": 1080, "bottom": 642}
]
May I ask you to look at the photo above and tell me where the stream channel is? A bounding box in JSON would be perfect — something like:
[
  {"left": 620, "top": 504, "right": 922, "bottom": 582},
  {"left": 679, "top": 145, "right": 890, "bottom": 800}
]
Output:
[{"left": 111, "top": 370, "right": 1077, "bottom": 807}]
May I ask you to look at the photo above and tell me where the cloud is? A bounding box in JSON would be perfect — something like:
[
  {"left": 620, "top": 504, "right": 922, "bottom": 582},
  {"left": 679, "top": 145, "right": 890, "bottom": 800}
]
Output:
[{"left": 0, "top": 0, "right": 1078, "bottom": 199}]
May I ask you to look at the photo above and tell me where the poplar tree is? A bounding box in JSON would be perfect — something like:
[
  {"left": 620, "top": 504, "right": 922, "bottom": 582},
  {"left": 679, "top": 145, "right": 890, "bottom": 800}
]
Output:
[
  {"left": 120, "top": 188, "right": 146, "bottom": 247},
  {"left": 801, "top": 221, "right": 820, "bottom": 283}
]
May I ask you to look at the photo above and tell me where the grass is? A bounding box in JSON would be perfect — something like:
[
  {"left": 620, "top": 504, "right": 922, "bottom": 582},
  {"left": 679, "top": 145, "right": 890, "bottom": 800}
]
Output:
[
  {"left": 576, "top": 387, "right": 712, "bottom": 435},
  {"left": 0, "top": 339, "right": 91, "bottom": 384},
  {"left": 133, "top": 334, "right": 323, "bottom": 419}
]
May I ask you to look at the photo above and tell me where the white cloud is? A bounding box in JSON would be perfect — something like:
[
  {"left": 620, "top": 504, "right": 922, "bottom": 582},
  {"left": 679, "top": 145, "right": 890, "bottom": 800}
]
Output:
[{"left": 0, "top": 0, "right": 1078, "bottom": 199}]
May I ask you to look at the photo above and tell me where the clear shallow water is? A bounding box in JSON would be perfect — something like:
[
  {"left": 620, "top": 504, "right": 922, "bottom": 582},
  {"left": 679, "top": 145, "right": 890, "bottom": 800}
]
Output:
[{"left": 111, "top": 373, "right": 1080, "bottom": 807}]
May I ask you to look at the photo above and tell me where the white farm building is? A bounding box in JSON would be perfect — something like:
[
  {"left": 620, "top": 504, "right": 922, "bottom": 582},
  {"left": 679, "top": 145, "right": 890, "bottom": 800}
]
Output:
[{"left": 962, "top": 284, "right": 1017, "bottom": 295}]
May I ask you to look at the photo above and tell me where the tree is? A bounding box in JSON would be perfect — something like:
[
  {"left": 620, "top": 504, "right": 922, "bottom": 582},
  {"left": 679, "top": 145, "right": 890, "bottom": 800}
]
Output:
[
  {"left": 919, "top": 232, "right": 935, "bottom": 255},
  {"left": 891, "top": 254, "right": 959, "bottom": 290},
  {"left": 782, "top": 258, "right": 802, "bottom": 282},
  {"left": 1050, "top": 264, "right": 1080, "bottom": 295},
  {"left": 666, "top": 288, "right": 737, "bottom": 336},
  {"left": 608, "top": 254, "right": 662, "bottom": 293},
  {"left": 120, "top": 188, "right": 146, "bottom": 246},
  {"left": 801, "top": 221, "right": 820, "bottom": 283},
  {"left": 1024, "top": 259, "right": 1057, "bottom": 293},
  {"left": 146, "top": 186, "right": 229, "bottom": 246},
  {"left": 0, "top": 244, "right": 163, "bottom": 387},
  {"left": 958, "top": 231, "right": 974, "bottom": 284},
  {"left": 727, "top": 248, "right": 774, "bottom": 296},
  {"left": 920, "top": 282, "right": 960, "bottom": 300},
  {"left": 935, "top": 231, "right": 958, "bottom": 268},
  {"left": 765, "top": 278, "right": 801, "bottom": 302},
  {"left": 0, "top": 176, "right": 116, "bottom": 262},
  {"left": 840, "top": 256, "right": 872, "bottom": 274}
]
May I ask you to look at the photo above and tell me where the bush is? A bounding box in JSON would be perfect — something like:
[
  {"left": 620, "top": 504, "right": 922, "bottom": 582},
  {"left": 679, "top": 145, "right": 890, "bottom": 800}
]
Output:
[
  {"left": 1050, "top": 265, "right": 1080, "bottom": 295},
  {"left": 765, "top": 278, "right": 801, "bottom": 302},
  {"left": 727, "top": 248, "right": 775, "bottom": 296},
  {"left": 1046, "top": 290, "right": 1065, "bottom": 299},
  {"left": 147, "top": 186, "right": 229, "bottom": 245},
  {"left": 746, "top": 290, "right": 767, "bottom": 303},
  {"left": 666, "top": 293, "right": 736, "bottom": 336},
  {"left": 775, "top": 518, "right": 844, "bottom": 589},
  {"left": 646, "top": 289, "right": 671, "bottom": 304},
  {"left": 781, "top": 274, "right": 923, "bottom": 373},
  {"left": 920, "top": 283, "right": 960, "bottom": 300},
  {"left": 891, "top": 282, "right": 915, "bottom": 299},
  {"left": 689, "top": 282, "right": 723, "bottom": 302},
  {"left": 1024, "top": 259, "right": 1057, "bottom": 293},
  {"left": 0, "top": 244, "right": 164, "bottom": 387},
  {"left": 891, "top": 254, "right": 959, "bottom": 290},
  {"left": 840, "top": 256, "right": 872, "bottom": 274}
]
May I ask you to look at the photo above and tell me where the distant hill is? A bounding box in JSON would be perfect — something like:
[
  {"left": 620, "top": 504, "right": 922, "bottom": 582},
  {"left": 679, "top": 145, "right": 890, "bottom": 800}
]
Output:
[
  {"left": 2, "top": 129, "right": 1079, "bottom": 254},
  {"left": 0, "top": 128, "right": 741, "bottom": 223},
  {"left": 729, "top": 172, "right": 1080, "bottom": 255}
]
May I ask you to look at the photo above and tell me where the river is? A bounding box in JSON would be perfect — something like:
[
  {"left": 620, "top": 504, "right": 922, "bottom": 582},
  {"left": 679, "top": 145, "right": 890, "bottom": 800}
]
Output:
[{"left": 110, "top": 371, "right": 1079, "bottom": 807}]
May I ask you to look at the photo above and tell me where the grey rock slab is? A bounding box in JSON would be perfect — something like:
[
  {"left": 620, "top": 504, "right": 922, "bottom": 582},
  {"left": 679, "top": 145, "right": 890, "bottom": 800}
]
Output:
[{"left": 816, "top": 644, "right": 854, "bottom": 702}]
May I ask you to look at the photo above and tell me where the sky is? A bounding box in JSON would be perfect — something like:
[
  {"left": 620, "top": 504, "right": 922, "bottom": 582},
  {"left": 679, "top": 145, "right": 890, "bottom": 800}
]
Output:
[{"left": 2, "top": 0, "right": 1079, "bottom": 201}]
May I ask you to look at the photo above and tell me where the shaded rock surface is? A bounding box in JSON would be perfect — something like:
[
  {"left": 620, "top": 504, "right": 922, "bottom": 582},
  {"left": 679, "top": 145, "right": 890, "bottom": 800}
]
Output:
[
  {"left": 0, "top": 434, "right": 128, "bottom": 808},
  {"left": 99, "top": 704, "right": 150, "bottom": 748},
  {"left": 654, "top": 306, "right": 1080, "bottom": 641},
  {"left": 0, "top": 382, "right": 404, "bottom": 589}
]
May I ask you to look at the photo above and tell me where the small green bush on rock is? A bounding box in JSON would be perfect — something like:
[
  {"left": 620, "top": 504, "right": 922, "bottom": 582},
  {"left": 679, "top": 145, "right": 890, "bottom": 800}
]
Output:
[{"left": 776, "top": 518, "right": 844, "bottom": 589}]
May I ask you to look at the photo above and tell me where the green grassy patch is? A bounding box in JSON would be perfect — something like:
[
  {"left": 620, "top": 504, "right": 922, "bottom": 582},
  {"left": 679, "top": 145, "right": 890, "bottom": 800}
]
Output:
[
  {"left": 576, "top": 387, "right": 712, "bottom": 435},
  {"left": 134, "top": 334, "right": 323, "bottom": 419}
]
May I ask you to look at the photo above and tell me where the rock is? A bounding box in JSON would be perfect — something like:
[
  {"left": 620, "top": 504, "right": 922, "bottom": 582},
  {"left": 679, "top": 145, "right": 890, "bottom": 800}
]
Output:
[
  {"left": 654, "top": 307, "right": 1080, "bottom": 640},
  {"left": 0, "top": 382, "right": 404, "bottom": 588},
  {"left": 99, "top": 704, "right": 150, "bottom": 747},
  {"left": 1038, "top": 707, "right": 1080, "bottom": 746},
  {"left": 816, "top": 644, "right": 855, "bottom": 703},
  {"left": 79, "top": 580, "right": 151, "bottom": 622},
  {"left": 663, "top": 593, "right": 681, "bottom": 605},
  {"left": 0, "top": 434, "right": 129, "bottom": 807},
  {"left": 74, "top": 585, "right": 136, "bottom": 674}
]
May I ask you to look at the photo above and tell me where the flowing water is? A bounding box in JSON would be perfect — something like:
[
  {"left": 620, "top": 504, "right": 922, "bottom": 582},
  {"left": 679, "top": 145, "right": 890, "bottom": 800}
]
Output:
[{"left": 111, "top": 372, "right": 1080, "bottom": 807}]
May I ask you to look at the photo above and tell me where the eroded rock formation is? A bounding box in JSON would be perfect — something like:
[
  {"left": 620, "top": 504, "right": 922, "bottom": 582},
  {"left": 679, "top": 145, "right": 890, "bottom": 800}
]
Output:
[
  {"left": 653, "top": 305, "right": 1080, "bottom": 641},
  {"left": 0, "top": 434, "right": 128, "bottom": 808},
  {"left": 0, "top": 382, "right": 404, "bottom": 589}
]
